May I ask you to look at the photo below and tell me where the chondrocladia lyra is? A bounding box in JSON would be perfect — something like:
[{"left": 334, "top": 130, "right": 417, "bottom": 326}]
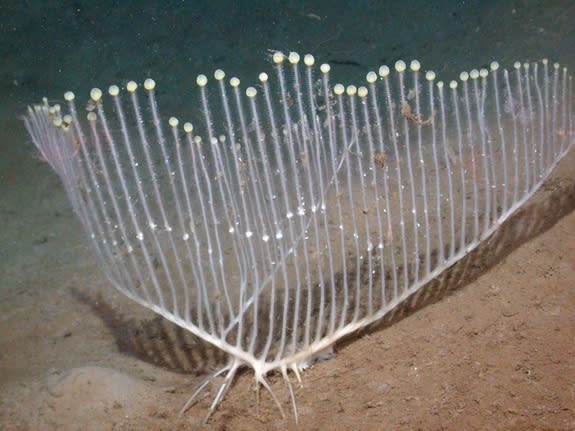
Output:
[{"left": 24, "top": 52, "right": 574, "bottom": 422}]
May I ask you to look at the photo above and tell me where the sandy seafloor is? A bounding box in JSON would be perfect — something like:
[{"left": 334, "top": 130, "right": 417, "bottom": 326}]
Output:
[{"left": 1, "top": 1, "right": 575, "bottom": 430}]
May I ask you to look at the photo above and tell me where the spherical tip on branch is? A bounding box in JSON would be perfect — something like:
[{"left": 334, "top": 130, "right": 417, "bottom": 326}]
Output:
[
  {"left": 196, "top": 75, "right": 208, "bottom": 87},
  {"left": 144, "top": 78, "right": 156, "bottom": 91},
  {"left": 214, "top": 69, "right": 225, "bottom": 81},
  {"left": 288, "top": 52, "right": 300, "bottom": 64},
  {"left": 378, "top": 65, "right": 390, "bottom": 78},
  {"left": 304, "top": 54, "right": 314, "bottom": 67},
  {"left": 246, "top": 87, "right": 257, "bottom": 98},
  {"left": 272, "top": 51, "right": 285, "bottom": 64},
  {"left": 127, "top": 81, "right": 138, "bottom": 93},
  {"left": 366, "top": 71, "right": 377, "bottom": 84},
  {"left": 395, "top": 60, "right": 406, "bottom": 73},
  {"left": 90, "top": 88, "right": 102, "bottom": 102},
  {"left": 108, "top": 85, "right": 120, "bottom": 96}
]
